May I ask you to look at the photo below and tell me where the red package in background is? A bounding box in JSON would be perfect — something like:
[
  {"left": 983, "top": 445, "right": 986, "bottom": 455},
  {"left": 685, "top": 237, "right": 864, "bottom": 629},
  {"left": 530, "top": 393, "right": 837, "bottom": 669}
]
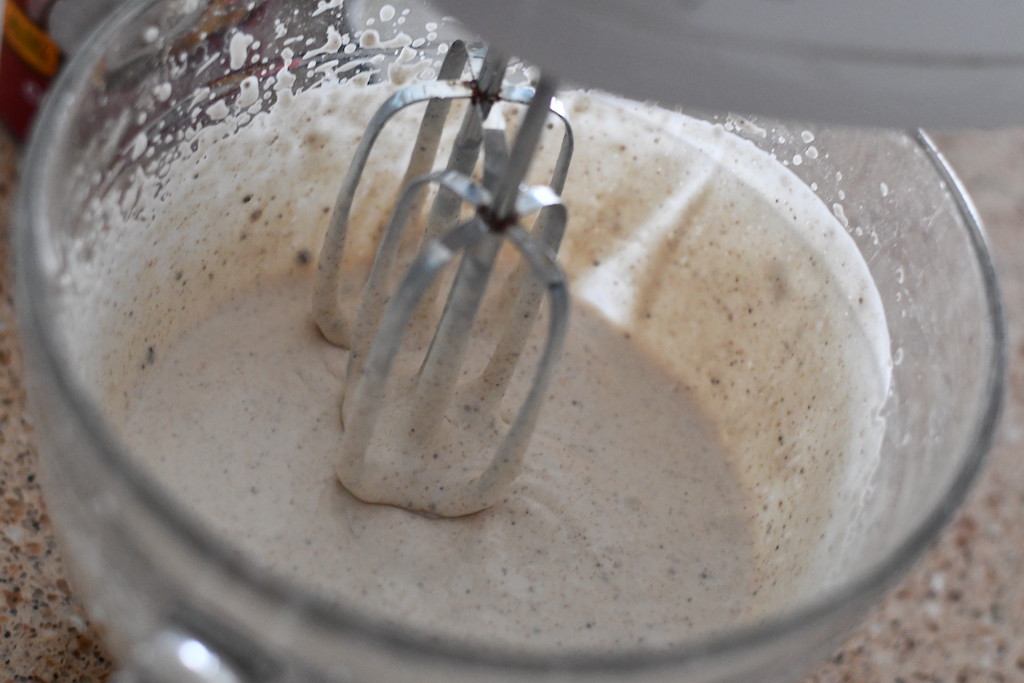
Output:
[
  {"left": 1, "top": 0, "right": 62, "bottom": 139},
  {"left": 2, "top": 0, "right": 125, "bottom": 138}
]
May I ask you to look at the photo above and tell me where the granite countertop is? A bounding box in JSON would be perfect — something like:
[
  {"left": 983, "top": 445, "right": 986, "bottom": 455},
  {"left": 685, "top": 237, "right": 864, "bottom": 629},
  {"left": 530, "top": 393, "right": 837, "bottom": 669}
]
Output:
[{"left": 1, "top": 122, "right": 1022, "bottom": 681}]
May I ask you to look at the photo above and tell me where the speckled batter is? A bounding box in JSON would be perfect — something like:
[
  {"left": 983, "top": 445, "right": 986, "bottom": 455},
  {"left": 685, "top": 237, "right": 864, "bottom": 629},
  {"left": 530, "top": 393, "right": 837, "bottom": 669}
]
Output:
[{"left": 64, "top": 75, "right": 890, "bottom": 653}]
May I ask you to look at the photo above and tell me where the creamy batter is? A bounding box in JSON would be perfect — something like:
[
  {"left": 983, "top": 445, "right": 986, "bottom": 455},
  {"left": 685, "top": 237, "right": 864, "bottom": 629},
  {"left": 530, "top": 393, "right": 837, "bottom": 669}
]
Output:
[{"left": 60, "top": 52, "right": 890, "bottom": 653}]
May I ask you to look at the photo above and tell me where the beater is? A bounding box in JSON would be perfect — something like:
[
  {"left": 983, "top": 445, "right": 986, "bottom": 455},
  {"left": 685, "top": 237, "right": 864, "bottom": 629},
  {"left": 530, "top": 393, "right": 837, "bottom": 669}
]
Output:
[{"left": 313, "top": 43, "right": 574, "bottom": 517}]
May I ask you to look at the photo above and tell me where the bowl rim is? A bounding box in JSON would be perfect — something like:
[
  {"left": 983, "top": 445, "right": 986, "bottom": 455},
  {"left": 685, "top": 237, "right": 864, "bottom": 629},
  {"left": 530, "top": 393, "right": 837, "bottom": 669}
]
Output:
[{"left": 14, "top": 0, "right": 1007, "bottom": 676}]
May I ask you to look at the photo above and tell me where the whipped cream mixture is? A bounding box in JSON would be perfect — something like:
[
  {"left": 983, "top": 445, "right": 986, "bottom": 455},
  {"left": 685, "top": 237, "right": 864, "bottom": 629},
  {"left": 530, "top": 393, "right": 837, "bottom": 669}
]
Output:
[{"left": 63, "top": 61, "right": 890, "bottom": 652}]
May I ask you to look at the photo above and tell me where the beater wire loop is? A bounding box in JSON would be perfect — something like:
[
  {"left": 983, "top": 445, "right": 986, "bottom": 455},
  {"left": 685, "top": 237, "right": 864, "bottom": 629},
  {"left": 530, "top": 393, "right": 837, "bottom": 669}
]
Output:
[{"left": 315, "top": 42, "right": 574, "bottom": 516}]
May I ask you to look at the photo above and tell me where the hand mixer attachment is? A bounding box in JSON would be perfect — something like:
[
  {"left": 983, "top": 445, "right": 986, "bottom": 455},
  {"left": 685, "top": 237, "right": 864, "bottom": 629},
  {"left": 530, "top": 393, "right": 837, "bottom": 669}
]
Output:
[{"left": 313, "top": 44, "right": 574, "bottom": 517}]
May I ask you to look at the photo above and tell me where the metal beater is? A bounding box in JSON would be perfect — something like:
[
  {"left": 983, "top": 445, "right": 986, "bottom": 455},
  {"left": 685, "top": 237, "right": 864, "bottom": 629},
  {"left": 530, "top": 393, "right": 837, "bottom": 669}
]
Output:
[{"left": 313, "top": 43, "right": 574, "bottom": 517}]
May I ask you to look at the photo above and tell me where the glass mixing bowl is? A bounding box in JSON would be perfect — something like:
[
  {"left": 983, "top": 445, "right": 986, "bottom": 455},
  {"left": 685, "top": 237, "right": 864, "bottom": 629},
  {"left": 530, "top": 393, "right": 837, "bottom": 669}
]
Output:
[{"left": 14, "top": 0, "right": 1003, "bottom": 680}]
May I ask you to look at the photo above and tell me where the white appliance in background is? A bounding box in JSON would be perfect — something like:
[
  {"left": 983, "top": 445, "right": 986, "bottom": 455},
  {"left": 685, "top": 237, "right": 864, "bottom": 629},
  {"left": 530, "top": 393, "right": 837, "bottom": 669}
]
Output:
[{"left": 431, "top": 0, "right": 1024, "bottom": 128}]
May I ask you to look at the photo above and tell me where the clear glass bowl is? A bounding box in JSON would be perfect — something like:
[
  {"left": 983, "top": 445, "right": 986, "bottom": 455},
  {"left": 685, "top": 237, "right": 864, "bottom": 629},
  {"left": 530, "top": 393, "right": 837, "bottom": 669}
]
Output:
[{"left": 14, "top": 0, "right": 1004, "bottom": 681}]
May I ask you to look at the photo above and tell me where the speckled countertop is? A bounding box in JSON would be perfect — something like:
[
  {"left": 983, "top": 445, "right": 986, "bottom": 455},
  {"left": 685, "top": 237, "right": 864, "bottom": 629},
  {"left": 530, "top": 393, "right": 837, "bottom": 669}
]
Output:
[{"left": 0, "top": 121, "right": 1022, "bottom": 681}]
